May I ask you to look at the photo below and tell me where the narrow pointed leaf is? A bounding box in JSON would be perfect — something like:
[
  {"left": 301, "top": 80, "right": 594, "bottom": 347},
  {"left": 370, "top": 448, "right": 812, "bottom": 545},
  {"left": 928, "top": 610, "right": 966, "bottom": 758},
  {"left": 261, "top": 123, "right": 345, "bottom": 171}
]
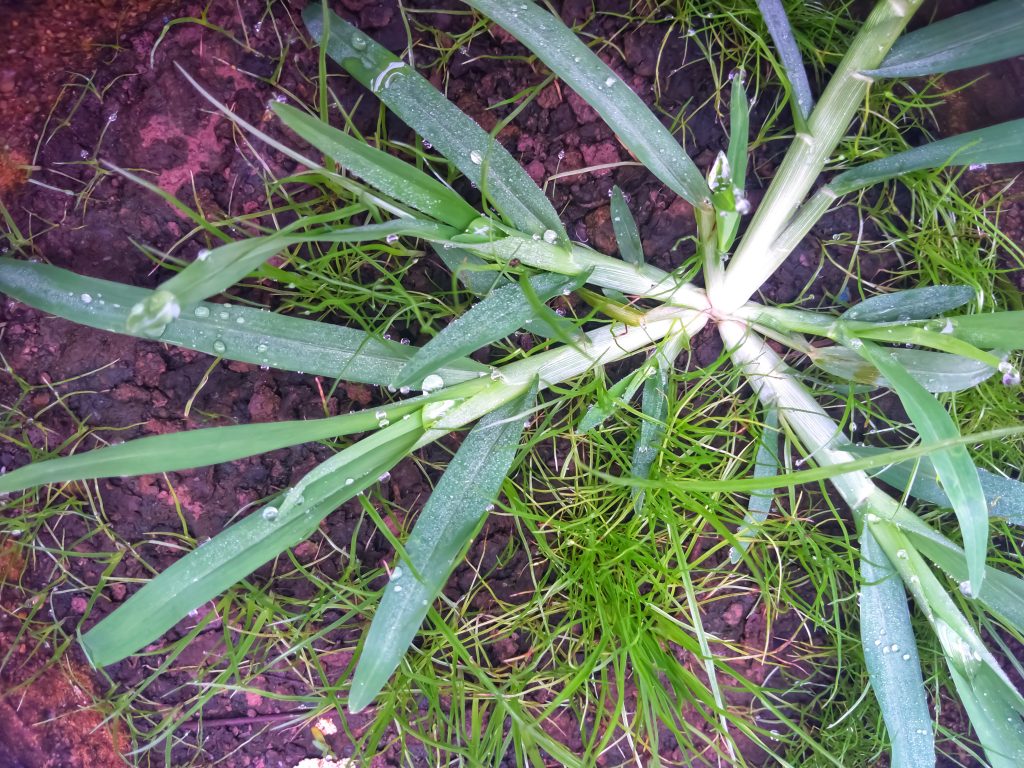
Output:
[
  {"left": 303, "top": 4, "right": 565, "bottom": 240},
  {"left": 630, "top": 334, "right": 686, "bottom": 513},
  {"left": 859, "top": 526, "right": 935, "bottom": 768},
  {"left": 395, "top": 273, "right": 579, "bottom": 388},
  {"left": 855, "top": 340, "right": 988, "bottom": 594},
  {"left": 348, "top": 382, "right": 536, "bottom": 712},
  {"left": 576, "top": 364, "right": 647, "bottom": 434},
  {"left": 729, "top": 404, "right": 780, "bottom": 562},
  {"left": 840, "top": 285, "right": 974, "bottom": 322},
  {"left": 756, "top": 0, "right": 814, "bottom": 121},
  {"left": 727, "top": 76, "right": 750, "bottom": 193},
  {"left": 462, "top": 0, "right": 710, "bottom": 207},
  {"left": 81, "top": 414, "right": 425, "bottom": 666},
  {"left": 832, "top": 120, "right": 1024, "bottom": 195},
  {"left": 609, "top": 186, "right": 644, "bottom": 266},
  {"left": 272, "top": 102, "right": 479, "bottom": 229},
  {"left": 810, "top": 346, "right": 995, "bottom": 393},
  {"left": 0, "top": 400, "right": 427, "bottom": 495},
  {"left": 0, "top": 258, "right": 488, "bottom": 384},
  {"left": 866, "top": 1, "right": 1024, "bottom": 79}
]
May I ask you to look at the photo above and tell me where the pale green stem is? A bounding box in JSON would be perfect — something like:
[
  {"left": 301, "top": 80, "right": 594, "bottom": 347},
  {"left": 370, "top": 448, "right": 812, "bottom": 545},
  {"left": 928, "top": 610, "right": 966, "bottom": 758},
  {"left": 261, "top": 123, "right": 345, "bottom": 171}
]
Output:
[{"left": 715, "top": 0, "right": 923, "bottom": 313}]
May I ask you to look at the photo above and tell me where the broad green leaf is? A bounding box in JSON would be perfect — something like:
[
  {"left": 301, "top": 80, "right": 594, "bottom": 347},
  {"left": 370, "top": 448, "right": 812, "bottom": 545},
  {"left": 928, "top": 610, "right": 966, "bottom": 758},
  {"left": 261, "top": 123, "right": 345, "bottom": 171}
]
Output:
[
  {"left": 610, "top": 187, "right": 644, "bottom": 267},
  {"left": 729, "top": 404, "right": 781, "bottom": 563},
  {"left": 462, "top": 0, "right": 710, "bottom": 207},
  {"left": 756, "top": 0, "right": 814, "bottom": 121},
  {"left": 272, "top": 101, "right": 479, "bottom": 229},
  {"left": 855, "top": 340, "right": 988, "bottom": 594},
  {"left": 867, "top": 0, "right": 1024, "bottom": 79},
  {"left": 947, "top": 662, "right": 1024, "bottom": 768},
  {"left": 348, "top": 382, "right": 536, "bottom": 713},
  {"left": 81, "top": 414, "right": 425, "bottom": 666},
  {"left": 851, "top": 326, "right": 1003, "bottom": 371},
  {"left": 727, "top": 76, "right": 750, "bottom": 196},
  {"left": 851, "top": 444, "right": 1024, "bottom": 526},
  {"left": 840, "top": 285, "right": 974, "bottom": 322},
  {"left": 832, "top": 119, "right": 1024, "bottom": 195},
  {"left": 0, "top": 400, "right": 428, "bottom": 495},
  {"left": 303, "top": 4, "right": 566, "bottom": 240},
  {"left": 0, "top": 258, "right": 488, "bottom": 385},
  {"left": 630, "top": 333, "right": 686, "bottom": 513},
  {"left": 395, "top": 273, "right": 579, "bottom": 388},
  {"left": 810, "top": 346, "right": 995, "bottom": 393},
  {"left": 947, "top": 311, "right": 1024, "bottom": 350},
  {"left": 859, "top": 525, "right": 935, "bottom": 768}
]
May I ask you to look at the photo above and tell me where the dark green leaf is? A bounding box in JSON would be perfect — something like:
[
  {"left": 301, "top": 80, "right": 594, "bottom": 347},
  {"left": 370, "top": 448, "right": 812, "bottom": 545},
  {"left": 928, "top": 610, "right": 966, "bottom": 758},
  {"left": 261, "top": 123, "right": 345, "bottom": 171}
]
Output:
[
  {"left": 756, "top": 0, "right": 814, "bottom": 121},
  {"left": 840, "top": 285, "right": 974, "bottom": 322},
  {"left": 610, "top": 186, "right": 644, "bottom": 267},
  {"left": 729, "top": 404, "right": 780, "bottom": 562}
]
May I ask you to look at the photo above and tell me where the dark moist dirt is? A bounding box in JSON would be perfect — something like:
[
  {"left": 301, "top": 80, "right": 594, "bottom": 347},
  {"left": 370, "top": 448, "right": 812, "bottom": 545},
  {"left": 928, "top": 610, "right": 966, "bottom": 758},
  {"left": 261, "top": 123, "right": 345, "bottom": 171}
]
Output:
[{"left": 1, "top": 1, "right": 1022, "bottom": 767}]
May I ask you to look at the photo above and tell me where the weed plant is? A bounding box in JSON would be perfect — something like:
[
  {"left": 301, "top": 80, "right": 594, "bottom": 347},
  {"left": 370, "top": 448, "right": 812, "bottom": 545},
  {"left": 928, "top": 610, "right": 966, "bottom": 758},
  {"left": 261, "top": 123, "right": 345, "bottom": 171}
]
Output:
[{"left": 2, "top": 1, "right": 1024, "bottom": 766}]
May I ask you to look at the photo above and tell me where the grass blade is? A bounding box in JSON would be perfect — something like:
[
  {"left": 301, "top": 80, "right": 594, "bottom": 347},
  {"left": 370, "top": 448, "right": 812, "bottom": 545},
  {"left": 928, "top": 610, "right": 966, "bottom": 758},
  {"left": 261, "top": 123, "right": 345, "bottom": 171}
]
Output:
[
  {"left": 81, "top": 414, "right": 425, "bottom": 666},
  {"left": 855, "top": 340, "right": 988, "bottom": 594},
  {"left": 395, "top": 273, "right": 579, "bottom": 389},
  {"left": 832, "top": 120, "right": 1024, "bottom": 195},
  {"left": 463, "top": 0, "right": 710, "bottom": 207},
  {"left": 809, "top": 346, "right": 995, "bottom": 393},
  {"left": 348, "top": 382, "right": 536, "bottom": 712},
  {"left": 0, "top": 400, "right": 429, "bottom": 495},
  {"left": 272, "top": 102, "right": 479, "bottom": 229},
  {"left": 840, "top": 285, "right": 974, "bottom": 322},
  {"left": 859, "top": 525, "right": 935, "bottom": 768},
  {"left": 729, "top": 404, "right": 781, "bottom": 562},
  {"left": 610, "top": 186, "right": 644, "bottom": 267},
  {"left": 303, "top": 4, "right": 565, "bottom": 240},
  {"left": 727, "top": 76, "right": 750, "bottom": 194},
  {"left": 0, "top": 258, "right": 488, "bottom": 384},
  {"left": 866, "top": 0, "right": 1024, "bottom": 79},
  {"left": 576, "top": 365, "right": 647, "bottom": 434},
  {"left": 756, "top": 0, "right": 815, "bottom": 121}
]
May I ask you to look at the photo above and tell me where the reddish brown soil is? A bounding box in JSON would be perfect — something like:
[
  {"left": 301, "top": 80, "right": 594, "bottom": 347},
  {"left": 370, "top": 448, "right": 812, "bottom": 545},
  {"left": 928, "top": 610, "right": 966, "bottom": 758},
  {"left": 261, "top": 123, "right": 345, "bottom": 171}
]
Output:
[{"left": 0, "top": 1, "right": 1021, "bottom": 767}]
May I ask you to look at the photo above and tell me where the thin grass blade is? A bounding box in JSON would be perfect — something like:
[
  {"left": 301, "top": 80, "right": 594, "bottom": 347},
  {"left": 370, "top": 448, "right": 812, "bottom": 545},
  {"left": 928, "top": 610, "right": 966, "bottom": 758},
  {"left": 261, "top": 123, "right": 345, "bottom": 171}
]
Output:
[
  {"left": 395, "top": 273, "right": 579, "bottom": 389},
  {"left": 272, "top": 102, "right": 479, "bottom": 229},
  {"left": 348, "top": 382, "right": 536, "bottom": 713},
  {"left": 463, "top": 0, "right": 709, "bottom": 207},
  {"left": 855, "top": 340, "right": 988, "bottom": 594},
  {"left": 756, "top": 0, "right": 815, "bottom": 121},
  {"left": 832, "top": 120, "right": 1024, "bottom": 195},
  {"left": 859, "top": 525, "right": 935, "bottom": 768},
  {"left": 729, "top": 404, "right": 780, "bottom": 562},
  {"left": 840, "top": 285, "right": 974, "bottom": 322},
  {"left": 866, "top": 0, "right": 1024, "bottom": 79},
  {"left": 727, "top": 76, "right": 750, "bottom": 194},
  {"left": 303, "top": 4, "right": 565, "bottom": 240},
  {"left": 81, "top": 414, "right": 425, "bottom": 666},
  {"left": 609, "top": 186, "right": 644, "bottom": 266},
  {"left": 0, "top": 258, "right": 488, "bottom": 385},
  {"left": 810, "top": 346, "right": 995, "bottom": 393},
  {"left": 576, "top": 365, "right": 647, "bottom": 434}
]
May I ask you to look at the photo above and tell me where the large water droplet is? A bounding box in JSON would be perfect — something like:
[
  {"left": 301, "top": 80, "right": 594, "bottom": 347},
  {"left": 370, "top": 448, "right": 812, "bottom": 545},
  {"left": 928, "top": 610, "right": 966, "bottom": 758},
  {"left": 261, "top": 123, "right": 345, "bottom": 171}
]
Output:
[
  {"left": 81, "top": 293, "right": 93, "bottom": 304},
  {"left": 194, "top": 306, "right": 211, "bottom": 318},
  {"left": 262, "top": 506, "right": 279, "bottom": 521},
  {"left": 351, "top": 35, "right": 368, "bottom": 51},
  {"left": 212, "top": 339, "right": 227, "bottom": 354},
  {"left": 542, "top": 229, "right": 558, "bottom": 244},
  {"left": 469, "top": 150, "right": 483, "bottom": 165},
  {"left": 421, "top": 374, "right": 444, "bottom": 392},
  {"left": 196, "top": 248, "right": 211, "bottom": 262}
]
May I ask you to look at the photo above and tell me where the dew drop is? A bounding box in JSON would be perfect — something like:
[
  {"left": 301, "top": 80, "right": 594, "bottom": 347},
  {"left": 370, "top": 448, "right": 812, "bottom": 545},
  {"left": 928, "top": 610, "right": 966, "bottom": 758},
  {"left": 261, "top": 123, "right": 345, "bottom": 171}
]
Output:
[
  {"left": 80, "top": 293, "right": 92, "bottom": 304},
  {"left": 378, "top": 471, "right": 391, "bottom": 483},
  {"left": 385, "top": 233, "right": 399, "bottom": 244},
  {"left": 351, "top": 35, "right": 368, "bottom": 51},
  {"left": 542, "top": 229, "right": 558, "bottom": 244},
  {"left": 902, "top": 653, "right": 911, "bottom": 661},
  {"left": 212, "top": 339, "right": 227, "bottom": 354},
  {"left": 393, "top": 584, "right": 403, "bottom": 592},
  {"left": 196, "top": 248, "right": 211, "bottom": 262},
  {"left": 604, "top": 76, "right": 615, "bottom": 87},
  {"left": 470, "top": 150, "right": 484, "bottom": 165},
  {"left": 262, "top": 506, "right": 279, "bottom": 522},
  {"left": 421, "top": 373, "right": 444, "bottom": 392},
  {"left": 257, "top": 343, "right": 268, "bottom": 353},
  {"left": 344, "top": 478, "right": 354, "bottom": 486}
]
